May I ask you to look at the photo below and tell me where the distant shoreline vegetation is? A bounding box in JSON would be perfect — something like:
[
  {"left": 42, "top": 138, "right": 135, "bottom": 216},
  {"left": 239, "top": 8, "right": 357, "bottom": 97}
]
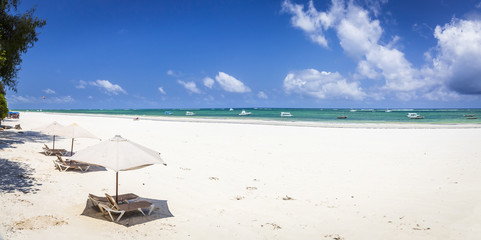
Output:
[{"left": 14, "top": 108, "right": 481, "bottom": 124}]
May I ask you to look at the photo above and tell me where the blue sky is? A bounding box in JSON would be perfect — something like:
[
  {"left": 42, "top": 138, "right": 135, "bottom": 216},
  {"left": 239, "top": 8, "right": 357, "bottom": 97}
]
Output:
[{"left": 6, "top": 0, "right": 481, "bottom": 109}]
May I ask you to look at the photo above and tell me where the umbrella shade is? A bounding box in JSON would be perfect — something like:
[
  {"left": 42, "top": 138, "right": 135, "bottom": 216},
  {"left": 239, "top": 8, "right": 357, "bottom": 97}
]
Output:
[
  {"left": 55, "top": 123, "right": 98, "bottom": 155},
  {"left": 70, "top": 135, "right": 166, "bottom": 202},
  {"left": 33, "top": 121, "right": 64, "bottom": 149}
]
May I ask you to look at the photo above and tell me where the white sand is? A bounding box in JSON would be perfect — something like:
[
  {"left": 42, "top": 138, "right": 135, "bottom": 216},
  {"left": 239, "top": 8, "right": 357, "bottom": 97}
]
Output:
[{"left": 1, "top": 112, "right": 481, "bottom": 240}]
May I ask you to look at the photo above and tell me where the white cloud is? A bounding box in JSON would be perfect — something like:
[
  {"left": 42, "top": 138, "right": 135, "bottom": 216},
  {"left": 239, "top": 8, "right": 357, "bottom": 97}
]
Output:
[
  {"left": 6, "top": 95, "right": 74, "bottom": 104},
  {"left": 257, "top": 91, "right": 268, "bottom": 99},
  {"left": 76, "top": 80, "right": 87, "bottom": 89},
  {"left": 215, "top": 72, "right": 251, "bottom": 93},
  {"left": 203, "top": 77, "right": 215, "bottom": 89},
  {"left": 430, "top": 18, "right": 481, "bottom": 94},
  {"left": 51, "top": 96, "right": 74, "bottom": 103},
  {"left": 282, "top": 0, "right": 476, "bottom": 101},
  {"left": 177, "top": 80, "right": 201, "bottom": 94},
  {"left": 167, "top": 70, "right": 175, "bottom": 76},
  {"left": 88, "top": 96, "right": 93, "bottom": 99},
  {"left": 158, "top": 86, "right": 166, "bottom": 95},
  {"left": 283, "top": 69, "right": 366, "bottom": 100},
  {"left": 43, "top": 88, "right": 55, "bottom": 94},
  {"left": 89, "top": 80, "right": 127, "bottom": 95},
  {"left": 6, "top": 95, "right": 36, "bottom": 103},
  {"left": 282, "top": 0, "right": 345, "bottom": 47}
]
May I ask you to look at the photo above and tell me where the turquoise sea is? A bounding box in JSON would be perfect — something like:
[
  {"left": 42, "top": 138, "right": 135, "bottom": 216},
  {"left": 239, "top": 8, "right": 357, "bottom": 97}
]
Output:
[{"left": 21, "top": 108, "right": 481, "bottom": 124}]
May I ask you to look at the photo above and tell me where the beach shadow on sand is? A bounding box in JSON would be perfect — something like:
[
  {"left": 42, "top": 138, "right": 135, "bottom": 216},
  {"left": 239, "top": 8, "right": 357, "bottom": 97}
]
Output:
[
  {"left": 81, "top": 197, "right": 174, "bottom": 227},
  {"left": 0, "top": 130, "right": 52, "bottom": 150},
  {"left": 0, "top": 158, "right": 41, "bottom": 194}
]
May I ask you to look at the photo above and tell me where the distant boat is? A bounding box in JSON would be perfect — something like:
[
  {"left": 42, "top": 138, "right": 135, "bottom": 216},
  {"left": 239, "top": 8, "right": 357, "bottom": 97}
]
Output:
[
  {"left": 229, "top": 108, "right": 234, "bottom": 111},
  {"left": 385, "top": 109, "right": 392, "bottom": 113},
  {"left": 164, "top": 111, "right": 173, "bottom": 115},
  {"left": 407, "top": 113, "right": 424, "bottom": 119},
  {"left": 337, "top": 116, "right": 348, "bottom": 119},
  {"left": 349, "top": 109, "right": 357, "bottom": 112},
  {"left": 464, "top": 114, "right": 477, "bottom": 119},
  {"left": 238, "top": 110, "right": 251, "bottom": 116},
  {"left": 186, "top": 111, "right": 195, "bottom": 116},
  {"left": 281, "top": 112, "right": 293, "bottom": 117}
]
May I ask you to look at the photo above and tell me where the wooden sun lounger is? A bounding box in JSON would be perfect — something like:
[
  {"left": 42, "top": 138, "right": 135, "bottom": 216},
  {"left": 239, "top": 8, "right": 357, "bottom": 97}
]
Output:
[
  {"left": 98, "top": 193, "right": 155, "bottom": 222},
  {"left": 88, "top": 193, "right": 139, "bottom": 207},
  {"left": 53, "top": 154, "right": 90, "bottom": 172},
  {"left": 43, "top": 144, "right": 68, "bottom": 156}
]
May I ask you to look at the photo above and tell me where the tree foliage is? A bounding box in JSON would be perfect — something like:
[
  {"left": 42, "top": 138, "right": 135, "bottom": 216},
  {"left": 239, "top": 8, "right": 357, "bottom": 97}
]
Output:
[
  {"left": 0, "top": 93, "right": 8, "bottom": 121},
  {"left": 0, "top": 0, "right": 46, "bottom": 94}
]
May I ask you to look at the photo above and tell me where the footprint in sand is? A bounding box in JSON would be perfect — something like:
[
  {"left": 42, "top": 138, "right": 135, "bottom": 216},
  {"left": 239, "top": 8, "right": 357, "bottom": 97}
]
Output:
[{"left": 13, "top": 215, "right": 68, "bottom": 230}]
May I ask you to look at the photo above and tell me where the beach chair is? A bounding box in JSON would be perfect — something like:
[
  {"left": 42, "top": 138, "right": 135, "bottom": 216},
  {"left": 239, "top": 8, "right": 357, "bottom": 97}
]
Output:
[
  {"left": 98, "top": 193, "right": 155, "bottom": 222},
  {"left": 43, "top": 144, "right": 68, "bottom": 156},
  {"left": 54, "top": 154, "right": 90, "bottom": 172},
  {"left": 88, "top": 193, "right": 139, "bottom": 207}
]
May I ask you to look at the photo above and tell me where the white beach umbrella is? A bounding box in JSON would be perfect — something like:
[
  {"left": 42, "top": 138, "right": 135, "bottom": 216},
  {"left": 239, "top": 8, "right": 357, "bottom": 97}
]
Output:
[
  {"left": 55, "top": 123, "right": 98, "bottom": 156},
  {"left": 34, "top": 121, "right": 64, "bottom": 149},
  {"left": 70, "top": 135, "right": 166, "bottom": 203}
]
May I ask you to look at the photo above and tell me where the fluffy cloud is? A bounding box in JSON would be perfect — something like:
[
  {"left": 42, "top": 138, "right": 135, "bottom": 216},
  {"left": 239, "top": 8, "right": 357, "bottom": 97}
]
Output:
[
  {"left": 90, "top": 80, "right": 127, "bottom": 95},
  {"left": 282, "top": 0, "right": 344, "bottom": 47},
  {"left": 203, "top": 77, "right": 215, "bottom": 89},
  {"left": 257, "top": 91, "right": 268, "bottom": 99},
  {"left": 7, "top": 95, "right": 74, "bottom": 104},
  {"left": 215, "top": 72, "right": 251, "bottom": 93},
  {"left": 43, "top": 88, "right": 55, "bottom": 94},
  {"left": 284, "top": 69, "right": 366, "bottom": 100},
  {"left": 431, "top": 19, "right": 481, "bottom": 94},
  {"left": 282, "top": 0, "right": 481, "bottom": 101},
  {"left": 76, "top": 80, "right": 87, "bottom": 89},
  {"left": 177, "top": 80, "right": 201, "bottom": 94},
  {"left": 158, "top": 86, "right": 166, "bottom": 95}
]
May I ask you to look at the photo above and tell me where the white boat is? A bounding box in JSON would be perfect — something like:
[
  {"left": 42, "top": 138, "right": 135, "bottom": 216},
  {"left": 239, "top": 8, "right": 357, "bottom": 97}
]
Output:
[
  {"left": 407, "top": 113, "right": 424, "bottom": 119},
  {"left": 229, "top": 108, "right": 234, "bottom": 111},
  {"left": 238, "top": 110, "right": 251, "bottom": 116},
  {"left": 186, "top": 111, "right": 195, "bottom": 116},
  {"left": 280, "top": 112, "right": 293, "bottom": 117},
  {"left": 349, "top": 109, "right": 357, "bottom": 112},
  {"left": 385, "top": 109, "right": 392, "bottom": 113}
]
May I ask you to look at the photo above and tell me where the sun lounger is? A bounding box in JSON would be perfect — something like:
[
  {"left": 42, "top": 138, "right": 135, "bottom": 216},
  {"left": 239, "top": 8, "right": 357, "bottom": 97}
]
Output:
[
  {"left": 43, "top": 144, "right": 68, "bottom": 156},
  {"left": 53, "top": 154, "right": 90, "bottom": 172},
  {"left": 88, "top": 193, "right": 139, "bottom": 207},
  {"left": 98, "top": 193, "right": 155, "bottom": 222}
]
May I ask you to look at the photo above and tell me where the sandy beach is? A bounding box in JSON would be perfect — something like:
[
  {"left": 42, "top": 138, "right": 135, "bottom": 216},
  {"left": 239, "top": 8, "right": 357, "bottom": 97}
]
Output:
[{"left": 1, "top": 111, "right": 481, "bottom": 240}]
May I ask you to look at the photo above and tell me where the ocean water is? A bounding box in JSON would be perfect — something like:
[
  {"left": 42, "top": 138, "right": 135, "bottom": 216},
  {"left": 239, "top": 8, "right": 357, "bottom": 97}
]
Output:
[{"left": 23, "top": 108, "right": 481, "bottom": 124}]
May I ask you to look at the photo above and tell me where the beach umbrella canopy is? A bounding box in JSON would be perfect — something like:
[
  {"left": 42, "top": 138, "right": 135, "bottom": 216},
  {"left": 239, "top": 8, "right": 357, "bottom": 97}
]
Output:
[
  {"left": 55, "top": 123, "right": 98, "bottom": 155},
  {"left": 70, "top": 135, "right": 166, "bottom": 202},
  {"left": 34, "top": 121, "right": 64, "bottom": 149}
]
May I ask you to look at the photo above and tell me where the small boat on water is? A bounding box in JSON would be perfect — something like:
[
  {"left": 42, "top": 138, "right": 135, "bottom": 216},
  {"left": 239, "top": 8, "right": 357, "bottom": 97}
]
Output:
[
  {"left": 337, "top": 116, "right": 348, "bottom": 119},
  {"left": 281, "top": 112, "right": 293, "bottom": 117},
  {"left": 349, "top": 109, "right": 357, "bottom": 112},
  {"left": 385, "top": 109, "right": 392, "bottom": 113},
  {"left": 229, "top": 108, "right": 234, "bottom": 111},
  {"left": 164, "top": 111, "right": 173, "bottom": 115},
  {"left": 464, "top": 114, "right": 477, "bottom": 119},
  {"left": 186, "top": 111, "right": 195, "bottom": 116},
  {"left": 238, "top": 110, "right": 251, "bottom": 116},
  {"left": 407, "top": 113, "right": 424, "bottom": 119}
]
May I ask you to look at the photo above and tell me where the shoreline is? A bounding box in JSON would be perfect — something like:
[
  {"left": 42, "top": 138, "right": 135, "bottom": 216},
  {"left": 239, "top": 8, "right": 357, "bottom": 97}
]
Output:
[{"left": 22, "top": 111, "right": 481, "bottom": 129}]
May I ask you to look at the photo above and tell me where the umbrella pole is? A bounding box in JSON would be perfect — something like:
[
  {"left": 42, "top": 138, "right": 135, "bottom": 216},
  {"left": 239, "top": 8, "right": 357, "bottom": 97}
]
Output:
[
  {"left": 53, "top": 135, "right": 56, "bottom": 149},
  {"left": 70, "top": 138, "right": 74, "bottom": 156},
  {"left": 116, "top": 172, "right": 119, "bottom": 203}
]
